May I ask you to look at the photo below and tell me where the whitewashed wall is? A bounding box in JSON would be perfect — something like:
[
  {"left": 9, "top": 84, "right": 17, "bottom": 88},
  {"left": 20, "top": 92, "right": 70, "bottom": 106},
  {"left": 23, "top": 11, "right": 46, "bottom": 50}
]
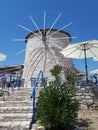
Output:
[{"left": 23, "top": 29, "right": 73, "bottom": 87}]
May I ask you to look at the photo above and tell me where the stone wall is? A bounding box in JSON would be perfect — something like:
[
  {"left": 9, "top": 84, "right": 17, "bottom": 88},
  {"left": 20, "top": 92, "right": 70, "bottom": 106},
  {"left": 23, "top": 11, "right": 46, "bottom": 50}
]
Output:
[{"left": 76, "top": 86, "right": 98, "bottom": 110}]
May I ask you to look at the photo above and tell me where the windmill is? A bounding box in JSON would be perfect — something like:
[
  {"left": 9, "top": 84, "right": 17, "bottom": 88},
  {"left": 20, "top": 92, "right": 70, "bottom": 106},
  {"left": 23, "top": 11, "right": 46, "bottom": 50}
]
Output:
[{"left": 14, "top": 11, "right": 76, "bottom": 87}]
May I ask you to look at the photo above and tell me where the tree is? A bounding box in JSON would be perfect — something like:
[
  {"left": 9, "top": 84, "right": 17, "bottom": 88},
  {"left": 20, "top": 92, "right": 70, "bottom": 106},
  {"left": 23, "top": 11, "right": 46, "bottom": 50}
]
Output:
[{"left": 36, "top": 65, "right": 79, "bottom": 130}]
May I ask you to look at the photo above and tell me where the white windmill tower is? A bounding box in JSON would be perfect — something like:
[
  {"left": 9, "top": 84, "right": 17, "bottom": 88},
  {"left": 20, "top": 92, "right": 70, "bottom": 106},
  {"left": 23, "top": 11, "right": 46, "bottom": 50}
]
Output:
[{"left": 14, "top": 11, "right": 76, "bottom": 87}]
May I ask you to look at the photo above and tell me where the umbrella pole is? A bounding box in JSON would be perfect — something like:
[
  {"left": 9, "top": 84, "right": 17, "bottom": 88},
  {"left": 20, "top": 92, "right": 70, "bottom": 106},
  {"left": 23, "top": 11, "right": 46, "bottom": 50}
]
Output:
[{"left": 84, "top": 44, "right": 88, "bottom": 83}]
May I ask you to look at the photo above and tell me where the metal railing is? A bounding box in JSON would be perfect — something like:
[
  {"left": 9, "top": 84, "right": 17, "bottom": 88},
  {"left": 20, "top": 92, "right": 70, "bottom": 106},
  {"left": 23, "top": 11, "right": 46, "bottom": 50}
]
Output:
[{"left": 30, "top": 70, "right": 43, "bottom": 124}]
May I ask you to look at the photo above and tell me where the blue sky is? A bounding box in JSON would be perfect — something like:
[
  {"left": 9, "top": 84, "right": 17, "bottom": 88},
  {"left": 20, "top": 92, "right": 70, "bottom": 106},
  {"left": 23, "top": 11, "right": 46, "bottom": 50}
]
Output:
[{"left": 0, "top": 0, "right": 98, "bottom": 74}]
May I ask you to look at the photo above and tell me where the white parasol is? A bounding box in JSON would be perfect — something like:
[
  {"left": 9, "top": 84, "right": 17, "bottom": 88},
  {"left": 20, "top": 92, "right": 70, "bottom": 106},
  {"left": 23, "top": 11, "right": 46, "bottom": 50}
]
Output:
[
  {"left": 0, "top": 53, "right": 6, "bottom": 61},
  {"left": 90, "top": 69, "right": 98, "bottom": 74},
  {"left": 61, "top": 40, "right": 98, "bottom": 82}
]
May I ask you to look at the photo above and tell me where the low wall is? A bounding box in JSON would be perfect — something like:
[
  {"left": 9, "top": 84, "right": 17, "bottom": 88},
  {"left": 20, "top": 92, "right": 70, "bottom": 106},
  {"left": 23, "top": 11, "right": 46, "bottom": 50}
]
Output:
[{"left": 76, "top": 86, "right": 98, "bottom": 110}]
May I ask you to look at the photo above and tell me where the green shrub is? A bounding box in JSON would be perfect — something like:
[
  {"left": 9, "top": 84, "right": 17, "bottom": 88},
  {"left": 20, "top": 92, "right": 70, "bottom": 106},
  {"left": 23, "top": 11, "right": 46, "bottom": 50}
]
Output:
[
  {"left": 36, "top": 65, "right": 79, "bottom": 130},
  {"left": 0, "top": 92, "right": 3, "bottom": 97}
]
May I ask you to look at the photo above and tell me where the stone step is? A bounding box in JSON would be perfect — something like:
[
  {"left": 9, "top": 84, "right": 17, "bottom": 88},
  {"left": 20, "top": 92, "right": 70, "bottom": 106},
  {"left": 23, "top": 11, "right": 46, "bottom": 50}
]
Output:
[
  {"left": 7, "top": 91, "right": 32, "bottom": 96},
  {"left": 0, "top": 100, "right": 32, "bottom": 107},
  {"left": 15, "top": 92, "right": 40, "bottom": 98},
  {"left": 4, "top": 87, "right": 41, "bottom": 94},
  {"left": 0, "top": 113, "right": 32, "bottom": 122},
  {"left": 4, "top": 96, "right": 31, "bottom": 101},
  {"left": 0, "top": 97, "right": 4, "bottom": 101},
  {"left": 0, "top": 87, "right": 41, "bottom": 130},
  {"left": 3, "top": 93, "right": 39, "bottom": 101},
  {"left": 9, "top": 89, "right": 32, "bottom": 92},
  {"left": 0, "top": 120, "right": 31, "bottom": 130},
  {"left": 9, "top": 87, "right": 41, "bottom": 92},
  {"left": 3, "top": 95, "right": 31, "bottom": 100},
  {"left": 3, "top": 87, "right": 41, "bottom": 95},
  {"left": 0, "top": 106, "right": 32, "bottom": 113},
  {"left": 3, "top": 88, "right": 32, "bottom": 94},
  {"left": 4, "top": 97, "right": 38, "bottom": 102},
  {"left": 12, "top": 91, "right": 41, "bottom": 97},
  {"left": 7, "top": 87, "right": 41, "bottom": 91},
  {"left": 0, "top": 96, "right": 33, "bottom": 102}
]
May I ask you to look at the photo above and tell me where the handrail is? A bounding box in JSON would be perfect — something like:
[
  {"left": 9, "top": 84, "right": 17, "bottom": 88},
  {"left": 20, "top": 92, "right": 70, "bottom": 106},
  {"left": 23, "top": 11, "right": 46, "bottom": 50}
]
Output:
[
  {"left": 30, "top": 70, "right": 43, "bottom": 124},
  {"left": 93, "top": 75, "right": 98, "bottom": 85}
]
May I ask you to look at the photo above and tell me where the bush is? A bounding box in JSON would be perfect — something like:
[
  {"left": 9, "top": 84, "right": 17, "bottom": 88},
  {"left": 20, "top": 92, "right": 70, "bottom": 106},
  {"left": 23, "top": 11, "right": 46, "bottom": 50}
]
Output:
[
  {"left": 0, "top": 92, "right": 3, "bottom": 97},
  {"left": 36, "top": 65, "right": 79, "bottom": 130}
]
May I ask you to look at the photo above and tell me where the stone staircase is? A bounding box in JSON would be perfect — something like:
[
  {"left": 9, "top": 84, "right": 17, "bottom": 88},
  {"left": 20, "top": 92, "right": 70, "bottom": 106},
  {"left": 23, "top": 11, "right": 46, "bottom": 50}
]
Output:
[{"left": 0, "top": 87, "right": 41, "bottom": 130}]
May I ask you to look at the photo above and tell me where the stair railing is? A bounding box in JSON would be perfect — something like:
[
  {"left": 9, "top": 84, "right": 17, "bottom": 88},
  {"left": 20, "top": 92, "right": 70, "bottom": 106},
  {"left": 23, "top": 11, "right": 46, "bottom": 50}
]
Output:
[{"left": 30, "top": 70, "right": 43, "bottom": 124}]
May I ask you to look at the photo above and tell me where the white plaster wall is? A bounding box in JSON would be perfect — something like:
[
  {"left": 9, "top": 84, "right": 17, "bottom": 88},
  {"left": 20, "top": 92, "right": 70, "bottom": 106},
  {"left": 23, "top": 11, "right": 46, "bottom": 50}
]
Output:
[{"left": 23, "top": 30, "right": 73, "bottom": 87}]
